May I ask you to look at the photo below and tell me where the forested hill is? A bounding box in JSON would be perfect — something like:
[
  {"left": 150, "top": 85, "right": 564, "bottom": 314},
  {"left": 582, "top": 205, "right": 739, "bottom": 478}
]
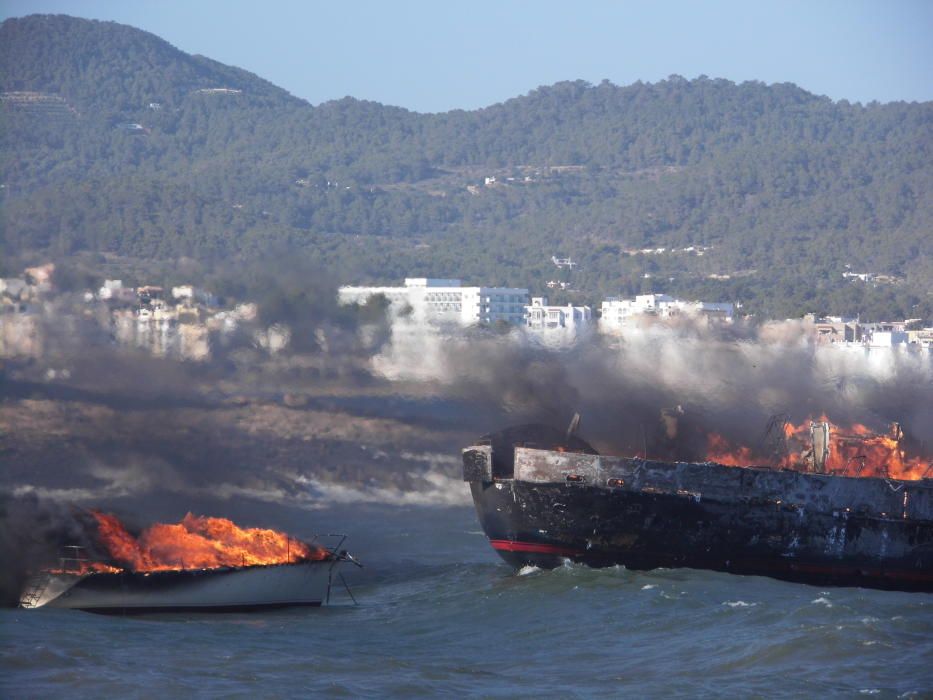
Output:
[
  {"left": 0, "top": 14, "right": 297, "bottom": 110},
  {"left": 2, "top": 14, "right": 931, "bottom": 320}
]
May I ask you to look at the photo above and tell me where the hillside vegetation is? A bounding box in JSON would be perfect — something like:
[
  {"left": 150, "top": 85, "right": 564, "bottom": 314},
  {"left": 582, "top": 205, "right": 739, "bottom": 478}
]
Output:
[{"left": 2, "top": 14, "right": 931, "bottom": 319}]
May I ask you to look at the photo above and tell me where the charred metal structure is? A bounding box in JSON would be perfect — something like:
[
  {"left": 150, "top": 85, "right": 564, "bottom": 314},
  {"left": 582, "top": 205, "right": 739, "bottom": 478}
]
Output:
[{"left": 464, "top": 425, "right": 933, "bottom": 591}]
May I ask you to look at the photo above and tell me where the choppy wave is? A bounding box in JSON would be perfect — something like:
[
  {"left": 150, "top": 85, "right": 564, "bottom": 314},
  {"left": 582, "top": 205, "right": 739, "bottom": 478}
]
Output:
[{"left": 2, "top": 505, "right": 930, "bottom": 698}]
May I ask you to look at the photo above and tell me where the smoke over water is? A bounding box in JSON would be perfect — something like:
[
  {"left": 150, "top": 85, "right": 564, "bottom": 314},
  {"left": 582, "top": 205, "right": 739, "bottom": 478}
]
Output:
[{"left": 373, "top": 318, "right": 933, "bottom": 464}]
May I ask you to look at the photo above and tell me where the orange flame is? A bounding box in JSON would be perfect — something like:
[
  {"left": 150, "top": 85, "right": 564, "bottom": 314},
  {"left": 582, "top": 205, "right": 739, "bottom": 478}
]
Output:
[
  {"left": 49, "top": 561, "right": 123, "bottom": 575},
  {"left": 706, "top": 416, "right": 930, "bottom": 480},
  {"left": 706, "top": 433, "right": 755, "bottom": 467},
  {"left": 92, "top": 512, "right": 327, "bottom": 572}
]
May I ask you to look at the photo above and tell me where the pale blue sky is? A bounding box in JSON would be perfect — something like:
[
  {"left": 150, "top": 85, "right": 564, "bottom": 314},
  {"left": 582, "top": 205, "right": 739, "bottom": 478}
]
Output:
[{"left": 2, "top": 0, "right": 931, "bottom": 111}]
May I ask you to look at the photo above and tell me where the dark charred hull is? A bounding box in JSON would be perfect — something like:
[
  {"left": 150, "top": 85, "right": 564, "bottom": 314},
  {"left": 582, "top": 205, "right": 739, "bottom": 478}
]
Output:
[{"left": 470, "top": 481, "right": 933, "bottom": 592}]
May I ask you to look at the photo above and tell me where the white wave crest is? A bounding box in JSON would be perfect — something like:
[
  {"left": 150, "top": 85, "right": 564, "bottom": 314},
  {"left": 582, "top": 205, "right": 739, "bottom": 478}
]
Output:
[{"left": 298, "top": 470, "right": 472, "bottom": 507}]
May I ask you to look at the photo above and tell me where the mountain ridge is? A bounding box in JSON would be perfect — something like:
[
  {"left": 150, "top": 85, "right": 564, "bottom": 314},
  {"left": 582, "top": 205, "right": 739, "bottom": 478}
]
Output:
[
  {"left": 0, "top": 14, "right": 299, "bottom": 110},
  {"left": 1, "top": 14, "right": 931, "bottom": 320}
]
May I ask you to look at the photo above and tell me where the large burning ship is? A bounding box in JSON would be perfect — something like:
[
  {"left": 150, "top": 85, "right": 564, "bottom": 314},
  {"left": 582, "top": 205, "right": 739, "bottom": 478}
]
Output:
[
  {"left": 19, "top": 513, "right": 358, "bottom": 613},
  {"left": 463, "top": 420, "right": 933, "bottom": 592}
]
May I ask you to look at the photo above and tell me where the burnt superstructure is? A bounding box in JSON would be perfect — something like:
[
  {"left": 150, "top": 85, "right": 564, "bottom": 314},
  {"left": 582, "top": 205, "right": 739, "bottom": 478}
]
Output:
[{"left": 464, "top": 425, "right": 933, "bottom": 591}]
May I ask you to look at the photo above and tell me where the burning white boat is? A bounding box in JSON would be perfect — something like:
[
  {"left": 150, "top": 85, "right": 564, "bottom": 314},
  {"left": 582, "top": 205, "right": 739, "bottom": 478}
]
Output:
[
  {"left": 19, "top": 513, "right": 360, "bottom": 613},
  {"left": 20, "top": 555, "right": 352, "bottom": 613}
]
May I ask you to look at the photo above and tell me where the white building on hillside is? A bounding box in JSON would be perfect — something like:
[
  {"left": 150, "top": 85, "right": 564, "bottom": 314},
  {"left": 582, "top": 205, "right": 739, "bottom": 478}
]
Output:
[
  {"left": 600, "top": 293, "right": 734, "bottom": 333},
  {"left": 98, "top": 279, "right": 136, "bottom": 303},
  {"left": 524, "top": 297, "right": 592, "bottom": 336},
  {"left": 172, "top": 285, "right": 218, "bottom": 307},
  {"left": 339, "top": 278, "right": 529, "bottom": 327},
  {"left": 867, "top": 330, "right": 909, "bottom": 348}
]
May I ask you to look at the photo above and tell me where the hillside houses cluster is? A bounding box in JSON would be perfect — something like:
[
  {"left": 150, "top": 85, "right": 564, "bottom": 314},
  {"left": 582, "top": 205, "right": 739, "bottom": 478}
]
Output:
[
  {"left": 339, "top": 279, "right": 734, "bottom": 343},
  {"left": 806, "top": 314, "right": 932, "bottom": 349},
  {"left": 0, "top": 263, "right": 56, "bottom": 357},
  {"left": 97, "top": 279, "right": 253, "bottom": 361},
  {"left": 0, "top": 265, "right": 260, "bottom": 362},
  {"left": 339, "top": 278, "right": 933, "bottom": 352},
  {"left": 599, "top": 293, "right": 734, "bottom": 332},
  {"left": 3, "top": 263, "right": 932, "bottom": 363}
]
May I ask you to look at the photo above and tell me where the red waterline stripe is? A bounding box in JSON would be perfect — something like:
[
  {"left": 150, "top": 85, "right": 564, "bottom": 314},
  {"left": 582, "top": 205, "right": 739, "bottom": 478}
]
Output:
[{"left": 489, "top": 539, "right": 583, "bottom": 557}]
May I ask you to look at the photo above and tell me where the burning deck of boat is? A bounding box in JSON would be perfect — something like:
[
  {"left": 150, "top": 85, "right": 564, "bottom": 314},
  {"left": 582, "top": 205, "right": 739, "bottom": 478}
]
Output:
[
  {"left": 20, "top": 558, "right": 347, "bottom": 613},
  {"left": 464, "top": 425, "right": 933, "bottom": 592}
]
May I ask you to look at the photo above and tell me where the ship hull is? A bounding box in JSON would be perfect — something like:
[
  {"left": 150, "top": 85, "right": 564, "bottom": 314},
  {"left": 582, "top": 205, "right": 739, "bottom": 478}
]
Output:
[
  {"left": 463, "top": 432, "right": 933, "bottom": 592},
  {"left": 471, "top": 481, "right": 933, "bottom": 591},
  {"left": 21, "top": 560, "right": 340, "bottom": 613}
]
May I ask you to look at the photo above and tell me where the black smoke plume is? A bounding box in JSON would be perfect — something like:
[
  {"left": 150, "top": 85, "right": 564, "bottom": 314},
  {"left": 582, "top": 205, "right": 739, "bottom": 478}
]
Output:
[{"left": 373, "top": 317, "right": 933, "bottom": 461}]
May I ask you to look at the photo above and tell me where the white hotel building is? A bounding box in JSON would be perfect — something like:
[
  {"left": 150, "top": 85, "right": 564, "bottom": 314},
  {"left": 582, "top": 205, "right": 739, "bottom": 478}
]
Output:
[
  {"left": 339, "top": 278, "right": 529, "bottom": 327},
  {"left": 600, "top": 293, "right": 734, "bottom": 333},
  {"left": 524, "top": 297, "right": 593, "bottom": 333}
]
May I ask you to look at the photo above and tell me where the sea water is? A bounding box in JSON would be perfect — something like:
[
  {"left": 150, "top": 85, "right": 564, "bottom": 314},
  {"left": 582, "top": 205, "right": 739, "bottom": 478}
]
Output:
[{"left": 2, "top": 504, "right": 931, "bottom": 698}]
